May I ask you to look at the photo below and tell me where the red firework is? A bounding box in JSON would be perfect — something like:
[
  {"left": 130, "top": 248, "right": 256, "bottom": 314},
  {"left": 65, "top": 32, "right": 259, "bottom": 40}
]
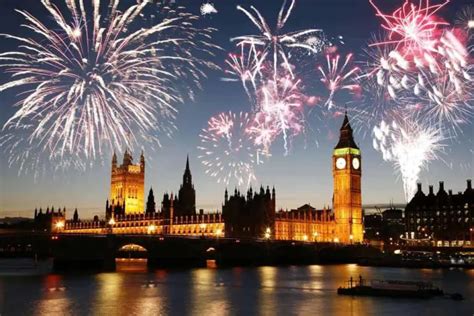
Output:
[{"left": 369, "top": 0, "right": 450, "bottom": 54}]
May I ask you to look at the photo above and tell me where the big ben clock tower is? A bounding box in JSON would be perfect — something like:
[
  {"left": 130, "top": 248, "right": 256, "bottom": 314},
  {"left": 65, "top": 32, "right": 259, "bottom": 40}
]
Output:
[{"left": 332, "top": 112, "right": 363, "bottom": 243}]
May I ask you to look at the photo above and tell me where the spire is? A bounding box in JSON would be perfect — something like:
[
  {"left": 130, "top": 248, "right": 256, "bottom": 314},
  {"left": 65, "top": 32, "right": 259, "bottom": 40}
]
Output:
[
  {"left": 183, "top": 155, "right": 192, "bottom": 186},
  {"left": 335, "top": 111, "right": 359, "bottom": 149}
]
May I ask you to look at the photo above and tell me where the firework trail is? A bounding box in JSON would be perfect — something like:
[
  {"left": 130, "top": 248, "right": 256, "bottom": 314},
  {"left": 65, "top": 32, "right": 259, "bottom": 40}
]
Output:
[
  {"left": 0, "top": 0, "right": 219, "bottom": 172},
  {"left": 232, "top": 0, "right": 327, "bottom": 80},
  {"left": 198, "top": 111, "right": 263, "bottom": 188},
  {"left": 222, "top": 43, "right": 267, "bottom": 105},
  {"left": 317, "top": 53, "right": 360, "bottom": 110},
  {"left": 373, "top": 119, "right": 445, "bottom": 202}
]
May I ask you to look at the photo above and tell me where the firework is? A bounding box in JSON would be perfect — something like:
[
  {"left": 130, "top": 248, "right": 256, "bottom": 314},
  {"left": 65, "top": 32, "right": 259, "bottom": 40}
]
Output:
[
  {"left": 232, "top": 0, "right": 327, "bottom": 79},
  {"left": 252, "top": 74, "right": 306, "bottom": 155},
  {"left": 198, "top": 111, "right": 262, "bottom": 188},
  {"left": 317, "top": 53, "right": 360, "bottom": 110},
  {"left": 0, "top": 0, "right": 219, "bottom": 171},
  {"left": 369, "top": 0, "right": 449, "bottom": 54},
  {"left": 455, "top": 5, "right": 474, "bottom": 36},
  {"left": 222, "top": 43, "right": 267, "bottom": 104},
  {"left": 200, "top": 2, "right": 218, "bottom": 16},
  {"left": 373, "top": 119, "right": 445, "bottom": 202}
]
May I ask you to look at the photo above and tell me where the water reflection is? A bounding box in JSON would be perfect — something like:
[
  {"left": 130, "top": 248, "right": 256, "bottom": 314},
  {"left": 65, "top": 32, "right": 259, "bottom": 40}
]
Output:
[
  {"left": 1, "top": 263, "right": 473, "bottom": 316},
  {"left": 36, "top": 274, "right": 71, "bottom": 316}
]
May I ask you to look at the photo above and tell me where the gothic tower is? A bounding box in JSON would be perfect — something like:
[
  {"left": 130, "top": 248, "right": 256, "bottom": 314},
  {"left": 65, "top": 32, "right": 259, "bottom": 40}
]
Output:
[
  {"left": 332, "top": 113, "right": 363, "bottom": 243},
  {"left": 177, "top": 155, "right": 196, "bottom": 216},
  {"left": 109, "top": 150, "right": 145, "bottom": 214}
]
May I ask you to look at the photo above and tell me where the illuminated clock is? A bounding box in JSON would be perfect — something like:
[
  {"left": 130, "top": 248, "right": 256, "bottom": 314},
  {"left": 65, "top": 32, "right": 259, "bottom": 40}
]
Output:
[
  {"left": 336, "top": 157, "right": 346, "bottom": 169},
  {"left": 352, "top": 157, "right": 360, "bottom": 170}
]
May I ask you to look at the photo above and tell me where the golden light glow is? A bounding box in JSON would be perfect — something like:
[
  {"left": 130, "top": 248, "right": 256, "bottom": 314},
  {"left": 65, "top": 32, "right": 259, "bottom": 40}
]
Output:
[
  {"left": 108, "top": 218, "right": 116, "bottom": 225},
  {"left": 147, "top": 224, "right": 157, "bottom": 234},
  {"left": 349, "top": 234, "right": 353, "bottom": 240},
  {"left": 264, "top": 232, "right": 271, "bottom": 239},
  {"left": 303, "top": 234, "right": 308, "bottom": 241},
  {"left": 199, "top": 223, "right": 207, "bottom": 230},
  {"left": 334, "top": 237, "right": 339, "bottom": 243},
  {"left": 55, "top": 221, "right": 65, "bottom": 229},
  {"left": 215, "top": 229, "right": 222, "bottom": 237}
]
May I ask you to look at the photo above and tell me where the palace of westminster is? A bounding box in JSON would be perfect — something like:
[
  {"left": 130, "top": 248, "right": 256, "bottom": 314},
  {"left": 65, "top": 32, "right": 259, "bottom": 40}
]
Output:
[{"left": 33, "top": 113, "right": 473, "bottom": 246}]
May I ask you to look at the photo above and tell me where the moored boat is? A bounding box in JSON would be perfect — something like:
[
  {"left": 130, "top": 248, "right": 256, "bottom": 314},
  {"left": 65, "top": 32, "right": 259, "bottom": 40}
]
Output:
[{"left": 337, "top": 276, "right": 444, "bottom": 299}]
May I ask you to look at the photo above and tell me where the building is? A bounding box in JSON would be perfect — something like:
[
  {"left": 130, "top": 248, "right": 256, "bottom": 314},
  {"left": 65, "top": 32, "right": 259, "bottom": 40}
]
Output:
[
  {"left": 332, "top": 113, "right": 363, "bottom": 243},
  {"left": 222, "top": 112, "right": 362, "bottom": 243},
  {"left": 405, "top": 180, "right": 473, "bottom": 247},
  {"left": 222, "top": 186, "right": 276, "bottom": 238},
  {"left": 109, "top": 150, "right": 145, "bottom": 215},
  {"left": 161, "top": 156, "right": 197, "bottom": 218},
  {"left": 54, "top": 113, "right": 365, "bottom": 244},
  {"left": 274, "top": 205, "right": 335, "bottom": 242},
  {"left": 33, "top": 206, "right": 66, "bottom": 232}
]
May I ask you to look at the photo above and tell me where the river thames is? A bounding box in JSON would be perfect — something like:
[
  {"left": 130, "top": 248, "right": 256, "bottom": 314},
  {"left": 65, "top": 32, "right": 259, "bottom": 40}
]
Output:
[{"left": 0, "top": 261, "right": 473, "bottom": 315}]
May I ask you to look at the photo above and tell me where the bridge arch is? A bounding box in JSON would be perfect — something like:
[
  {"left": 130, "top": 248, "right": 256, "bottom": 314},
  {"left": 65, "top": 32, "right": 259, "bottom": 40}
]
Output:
[{"left": 115, "top": 243, "right": 149, "bottom": 259}]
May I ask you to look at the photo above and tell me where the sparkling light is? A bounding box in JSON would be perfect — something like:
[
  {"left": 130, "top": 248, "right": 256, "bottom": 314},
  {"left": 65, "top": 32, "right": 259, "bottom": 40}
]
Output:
[{"left": 0, "top": 0, "right": 219, "bottom": 172}]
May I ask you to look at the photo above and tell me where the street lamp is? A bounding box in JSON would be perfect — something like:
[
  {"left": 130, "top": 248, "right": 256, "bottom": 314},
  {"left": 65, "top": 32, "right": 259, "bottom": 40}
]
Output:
[
  {"left": 215, "top": 228, "right": 223, "bottom": 238},
  {"left": 349, "top": 234, "right": 353, "bottom": 244},
  {"left": 303, "top": 234, "right": 308, "bottom": 242},
  {"left": 108, "top": 218, "right": 116, "bottom": 226}
]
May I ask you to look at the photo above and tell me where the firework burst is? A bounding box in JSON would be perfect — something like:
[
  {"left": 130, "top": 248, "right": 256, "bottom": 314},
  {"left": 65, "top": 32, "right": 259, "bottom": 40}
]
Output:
[
  {"left": 232, "top": 0, "right": 327, "bottom": 79},
  {"left": 373, "top": 119, "right": 445, "bottom": 202},
  {"left": 198, "top": 111, "right": 263, "bottom": 188},
  {"left": 369, "top": 0, "right": 449, "bottom": 53},
  {"left": 317, "top": 53, "right": 360, "bottom": 110},
  {"left": 0, "top": 0, "right": 219, "bottom": 171}
]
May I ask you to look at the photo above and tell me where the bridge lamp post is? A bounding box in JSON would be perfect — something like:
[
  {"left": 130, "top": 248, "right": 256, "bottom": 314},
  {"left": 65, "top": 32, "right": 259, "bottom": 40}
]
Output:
[
  {"left": 349, "top": 234, "right": 354, "bottom": 244},
  {"left": 199, "top": 223, "right": 207, "bottom": 237},
  {"left": 148, "top": 224, "right": 157, "bottom": 234},
  {"left": 264, "top": 227, "right": 271, "bottom": 240},
  {"left": 313, "top": 232, "right": 318, "bottom": 242}
]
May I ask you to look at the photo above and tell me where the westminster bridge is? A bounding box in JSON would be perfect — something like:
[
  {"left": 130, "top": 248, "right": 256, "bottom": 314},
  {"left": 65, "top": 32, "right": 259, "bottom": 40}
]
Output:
[{"left": 0, "top": 231, "right": 382, "bottom": 270}]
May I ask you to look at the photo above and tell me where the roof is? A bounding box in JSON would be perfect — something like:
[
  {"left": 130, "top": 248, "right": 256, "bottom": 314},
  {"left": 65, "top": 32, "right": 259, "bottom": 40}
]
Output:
[{"left": 334, "top": 112, "right": 359, "bottom": 150}]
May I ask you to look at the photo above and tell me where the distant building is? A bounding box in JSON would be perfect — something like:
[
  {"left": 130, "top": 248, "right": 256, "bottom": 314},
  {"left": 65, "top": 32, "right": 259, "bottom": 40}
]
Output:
[
  {"left": 33, "top": 206, "right": 66, "bottom": 232},
  {"left": 363, "top": 207, "right": 404, "bottom": 243},
  {"left": 405, "top": 180, "right": 473, "bottom": 247}
]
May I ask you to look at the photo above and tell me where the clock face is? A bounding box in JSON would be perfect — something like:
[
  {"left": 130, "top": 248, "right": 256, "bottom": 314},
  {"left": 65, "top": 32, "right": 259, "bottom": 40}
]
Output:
[
  {"left": 352, "top": 157, "right": 360, "bottom": 170},
  {"left": 336, "top": 157, "right": 346, "bottom": 169}
]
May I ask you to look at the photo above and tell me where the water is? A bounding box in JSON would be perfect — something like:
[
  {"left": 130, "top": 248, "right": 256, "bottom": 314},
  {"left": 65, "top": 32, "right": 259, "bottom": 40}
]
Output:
[{"left": 0, "top": 260, "right": 473, "bottom": 315}]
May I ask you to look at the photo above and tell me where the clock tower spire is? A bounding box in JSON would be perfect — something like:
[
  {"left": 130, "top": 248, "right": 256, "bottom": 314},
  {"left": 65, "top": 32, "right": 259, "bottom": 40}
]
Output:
[{"left": 332, "top": 112, "right": 363, "bottom": 243}]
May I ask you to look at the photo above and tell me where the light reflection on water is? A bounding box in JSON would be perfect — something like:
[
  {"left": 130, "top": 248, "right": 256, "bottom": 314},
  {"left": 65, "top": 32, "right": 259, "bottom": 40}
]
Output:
[{"left": 0, "top": 262, "right": 473, "bottom": 315}]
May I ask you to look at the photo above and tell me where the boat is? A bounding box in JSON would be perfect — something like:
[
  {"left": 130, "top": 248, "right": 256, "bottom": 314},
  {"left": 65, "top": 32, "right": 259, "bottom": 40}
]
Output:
[{"left": 337, "top": 276, "right": 444, "bottom": 299}]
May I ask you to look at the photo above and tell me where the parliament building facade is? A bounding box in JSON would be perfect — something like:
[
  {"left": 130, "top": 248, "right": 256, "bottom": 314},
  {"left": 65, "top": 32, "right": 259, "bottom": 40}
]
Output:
[{"left": 39, "top": 114, "right": 364, "bottom": 244}]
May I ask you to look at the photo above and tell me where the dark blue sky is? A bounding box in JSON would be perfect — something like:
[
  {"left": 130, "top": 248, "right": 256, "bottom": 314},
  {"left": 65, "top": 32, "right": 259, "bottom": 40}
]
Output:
[{"left": 0, "top": 0, "right": 472, "bottom": 218}]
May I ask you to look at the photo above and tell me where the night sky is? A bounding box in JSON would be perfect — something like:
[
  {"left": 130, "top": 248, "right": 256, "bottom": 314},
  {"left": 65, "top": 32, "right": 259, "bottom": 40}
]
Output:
[{"left": 0, "top": 0, "right": 472, "bottom": 218}]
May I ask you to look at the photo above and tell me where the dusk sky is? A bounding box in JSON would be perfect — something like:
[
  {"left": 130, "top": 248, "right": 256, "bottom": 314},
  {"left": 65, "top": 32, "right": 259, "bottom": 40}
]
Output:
[{"left": 0, "top": 0, "right": 472, "bottom": 218}]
